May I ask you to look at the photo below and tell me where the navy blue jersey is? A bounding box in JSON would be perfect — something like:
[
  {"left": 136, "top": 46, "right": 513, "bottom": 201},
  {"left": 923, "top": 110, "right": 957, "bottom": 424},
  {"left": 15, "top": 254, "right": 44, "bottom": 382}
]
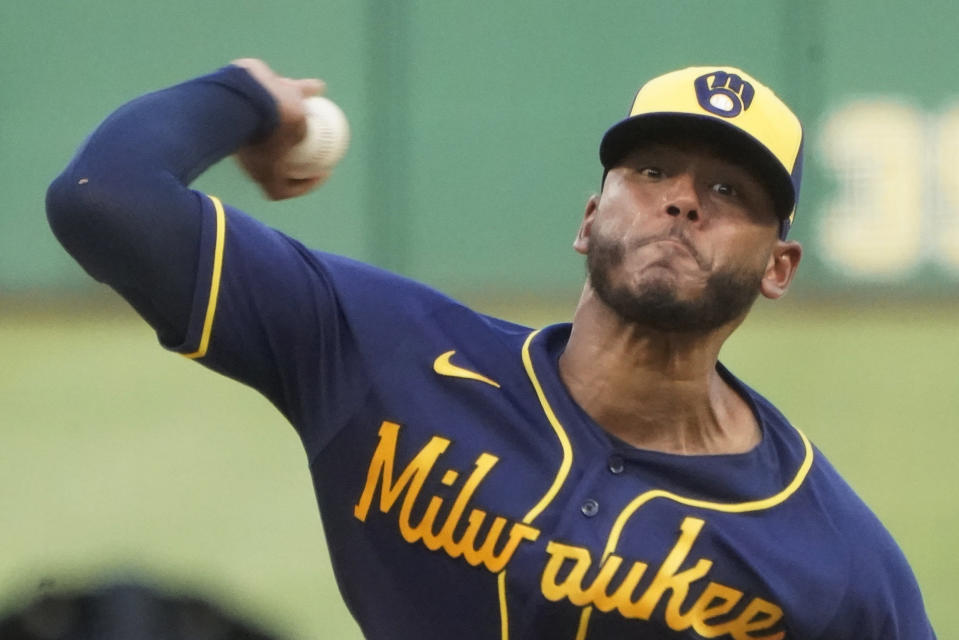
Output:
[
  {"left": 47, "top": 65, "right": 936, "bottom": 640},
  {"left": 164, "top": 193, "right": 934, "bottom": 639}
]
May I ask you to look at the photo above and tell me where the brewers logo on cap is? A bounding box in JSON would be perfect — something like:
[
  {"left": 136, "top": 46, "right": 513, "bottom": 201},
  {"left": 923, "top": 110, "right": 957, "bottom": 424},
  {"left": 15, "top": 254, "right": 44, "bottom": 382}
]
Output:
[
  {"left": 599, "top": 66, "right": 804, "bottom": 238},
  {"left": 694, "top": 71, "right": 755, "bottom": 117}
]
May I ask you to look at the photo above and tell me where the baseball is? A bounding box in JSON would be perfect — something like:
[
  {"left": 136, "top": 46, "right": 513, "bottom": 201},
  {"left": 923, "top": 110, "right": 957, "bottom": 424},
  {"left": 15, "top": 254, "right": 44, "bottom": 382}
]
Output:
[{"left": 282, "top": 96, "right": 350, "bottom": 178}]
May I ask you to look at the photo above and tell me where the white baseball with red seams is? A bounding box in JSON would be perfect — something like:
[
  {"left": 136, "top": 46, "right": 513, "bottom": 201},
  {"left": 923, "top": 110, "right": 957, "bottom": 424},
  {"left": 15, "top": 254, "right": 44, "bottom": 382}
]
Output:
[{"left": 282, "top": 96, "right": 350, "bottom": 178}]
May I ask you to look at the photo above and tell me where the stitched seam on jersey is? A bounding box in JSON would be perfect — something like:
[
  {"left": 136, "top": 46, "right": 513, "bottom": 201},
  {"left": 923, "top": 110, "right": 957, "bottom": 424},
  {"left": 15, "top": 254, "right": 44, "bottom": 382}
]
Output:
[
  {"left": 575, "top": 428, "right": 816, "bottom": 639},
  {"left": 183, "top": 194, "right": 225, "bottom": 360},
  {"left": 812, "top": 502, "right": 856, "bottom": 639}
]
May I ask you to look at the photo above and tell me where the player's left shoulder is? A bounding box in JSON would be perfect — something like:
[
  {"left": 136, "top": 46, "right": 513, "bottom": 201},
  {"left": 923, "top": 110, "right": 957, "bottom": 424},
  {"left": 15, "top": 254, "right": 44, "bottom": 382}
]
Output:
[
  {"left": 799, "top": 443, "right": 893, "bottom": 535},
  {"left": 794, "top": 445, "right": 937, "bottom": 637}
]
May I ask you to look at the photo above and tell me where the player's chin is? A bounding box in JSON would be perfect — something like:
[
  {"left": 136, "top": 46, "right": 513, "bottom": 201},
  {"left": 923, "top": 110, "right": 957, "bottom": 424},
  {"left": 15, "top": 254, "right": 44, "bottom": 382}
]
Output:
[
  {"left": 632, "top": 272, "right": 714, "bottom": 308},
  {"left": 630, "top": 262, "right": 705, "bottom": 292}
]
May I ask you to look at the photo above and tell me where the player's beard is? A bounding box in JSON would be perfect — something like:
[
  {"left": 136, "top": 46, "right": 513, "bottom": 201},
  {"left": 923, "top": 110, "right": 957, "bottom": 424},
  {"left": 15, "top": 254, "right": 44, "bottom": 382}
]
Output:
[{"left": 586, "top": 231, "right": 765, "bottom": 333}]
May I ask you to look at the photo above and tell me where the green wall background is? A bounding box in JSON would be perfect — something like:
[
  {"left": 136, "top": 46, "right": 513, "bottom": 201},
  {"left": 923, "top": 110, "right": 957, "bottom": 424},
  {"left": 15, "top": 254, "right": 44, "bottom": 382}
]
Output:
[
  {"left": 4, "top": 0, "right": 959, "bottom": 297},
  {"left": 1, "top": 2, "right": 955, "bottom": 636}
]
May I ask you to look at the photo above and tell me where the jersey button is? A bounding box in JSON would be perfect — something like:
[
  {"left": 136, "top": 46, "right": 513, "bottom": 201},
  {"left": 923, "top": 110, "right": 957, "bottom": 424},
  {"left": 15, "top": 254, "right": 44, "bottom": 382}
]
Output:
[
  {"left": 608, "top": 455, "right": 625, "bottom": 474},
  {"left": 581, "top": 499, "right": 599, "bottom": 517}
]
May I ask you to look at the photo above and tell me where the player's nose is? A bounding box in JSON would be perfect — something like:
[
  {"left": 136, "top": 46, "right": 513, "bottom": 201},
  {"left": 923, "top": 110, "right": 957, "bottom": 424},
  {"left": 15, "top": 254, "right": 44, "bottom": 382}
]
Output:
[{"left": 662, "top": 172, "right": 701, "bottom": 223}]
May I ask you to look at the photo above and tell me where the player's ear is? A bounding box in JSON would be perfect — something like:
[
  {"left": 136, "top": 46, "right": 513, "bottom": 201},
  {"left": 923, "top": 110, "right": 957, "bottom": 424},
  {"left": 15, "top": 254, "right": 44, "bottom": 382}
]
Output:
[
  {"left": 574, "top": 194, "right": 600, "bottom": 255},
  {"left": 759, "top": 240, "right": 802, "bottom": 299}
]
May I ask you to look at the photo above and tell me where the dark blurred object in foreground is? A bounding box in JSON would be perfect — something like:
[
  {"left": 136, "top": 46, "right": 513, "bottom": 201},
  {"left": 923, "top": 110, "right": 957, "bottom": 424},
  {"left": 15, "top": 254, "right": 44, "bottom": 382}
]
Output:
[{"left": 0, "top": 582, "right": 282, "bottom": 640}]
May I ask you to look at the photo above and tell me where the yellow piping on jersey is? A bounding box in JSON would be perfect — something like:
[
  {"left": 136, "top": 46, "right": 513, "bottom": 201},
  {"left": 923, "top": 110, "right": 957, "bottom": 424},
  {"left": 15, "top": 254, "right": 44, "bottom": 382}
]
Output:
[
  {"left": 519, "top": 329, "right": 575, "bottom": 524},
  {"left": 574, "top": 427, "right": 815, "bottom": 639},
  {"left": 508, "top": 328, "right": 814, "bottom": 639},
  {"left": 183, "top": 195, "right": 225, "bottom": 360},
  {"left": 498, "top": 329, "right": 576, "bottom": 640},
  {"left": 497, "top": 572, "right": 509, "bottom": 639}
]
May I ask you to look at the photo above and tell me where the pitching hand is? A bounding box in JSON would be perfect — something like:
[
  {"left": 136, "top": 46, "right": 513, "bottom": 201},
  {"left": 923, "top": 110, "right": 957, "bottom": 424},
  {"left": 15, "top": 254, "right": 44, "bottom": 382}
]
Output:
[{"left": 231, "top": 58, "right": 330, "bottom": 200}]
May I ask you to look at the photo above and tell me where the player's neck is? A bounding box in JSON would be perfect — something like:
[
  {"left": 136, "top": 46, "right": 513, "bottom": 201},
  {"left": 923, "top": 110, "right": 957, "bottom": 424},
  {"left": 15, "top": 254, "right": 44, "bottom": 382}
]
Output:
[{"left": 559, "top": 289, "right": 760, "bottom": 456}]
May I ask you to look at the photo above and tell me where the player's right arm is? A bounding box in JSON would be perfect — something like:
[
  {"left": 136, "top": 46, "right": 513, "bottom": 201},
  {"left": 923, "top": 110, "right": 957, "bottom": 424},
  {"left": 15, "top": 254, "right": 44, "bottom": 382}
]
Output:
[
  {"left": 45, "top": 61, "right": 376, "bottom": 445},
  {"left": 47, "top": 60, "right": 461, "bottom": 451},
  {"left": 46, "top": 60, "right": 322, "bottom": 346}
]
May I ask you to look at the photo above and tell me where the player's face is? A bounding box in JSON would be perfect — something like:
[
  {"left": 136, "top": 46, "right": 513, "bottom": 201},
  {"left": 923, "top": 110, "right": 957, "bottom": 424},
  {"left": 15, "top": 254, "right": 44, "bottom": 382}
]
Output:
[{"left": 576, "top": 141, "right": 787, "bottom": 332}]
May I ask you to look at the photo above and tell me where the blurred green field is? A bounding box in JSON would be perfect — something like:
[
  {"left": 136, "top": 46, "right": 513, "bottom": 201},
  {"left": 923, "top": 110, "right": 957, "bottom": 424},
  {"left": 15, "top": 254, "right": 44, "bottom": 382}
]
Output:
[{"left": 1, "top": 296, "right": 955, "bottom": 638}]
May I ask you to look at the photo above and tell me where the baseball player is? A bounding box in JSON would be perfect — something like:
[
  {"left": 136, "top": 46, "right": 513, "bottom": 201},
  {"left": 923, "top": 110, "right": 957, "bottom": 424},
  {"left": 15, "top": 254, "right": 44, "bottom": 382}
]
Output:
[{"left": 47, "top": 59, "right": 936, "bottom": 639}]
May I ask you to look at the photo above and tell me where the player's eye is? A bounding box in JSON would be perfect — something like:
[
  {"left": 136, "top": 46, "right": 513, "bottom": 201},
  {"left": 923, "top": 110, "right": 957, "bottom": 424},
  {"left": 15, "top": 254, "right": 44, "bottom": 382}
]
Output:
[
  {"left": 711, "top": 182, "right": 738, "bottom": 197},
  {"left": 638, "top": 167, "right": 663, "bottom": 178}
]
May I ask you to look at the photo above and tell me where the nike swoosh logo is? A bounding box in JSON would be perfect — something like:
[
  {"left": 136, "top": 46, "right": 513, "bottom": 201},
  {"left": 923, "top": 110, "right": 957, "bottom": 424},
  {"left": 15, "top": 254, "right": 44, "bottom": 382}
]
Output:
[{"left": 433, "top": 350, "right": 501, "bottom": 388}]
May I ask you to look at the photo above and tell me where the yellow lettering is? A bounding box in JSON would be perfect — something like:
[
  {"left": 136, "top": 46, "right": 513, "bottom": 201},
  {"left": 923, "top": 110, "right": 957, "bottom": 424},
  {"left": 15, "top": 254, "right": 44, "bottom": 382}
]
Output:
[
  {"left": 539, "top": 516, "right": 786, "bottom": 640},
  {"left": 672, "top": 582, "right": 744, "bottom": 637},
  {"left": 712, "top": 597, "right": 785, "bottom": 640},
  {"left": 489, "top": 522, "right": 541, "bottom": 572},
  {"left": 448, "top": 509, "right": 490, "bottom": 561},
  {"left": 353, "top": 421, "right": 449, "bottom": 522},
  {"left": 398, "top": 491, "right": 442, "bottom": 544},
  {"left": 353, "top": 422, "right": 539, "bottom": 574},
  {"left": 540, "top": 542, "right": 649, "bottom": 612},
  {"left": 541, "top": 541, "right": 593, "bottom": 604},
  {"left": 461, "top": 514, "right": 540, "bottom": 572},
  {"left": 423, "top": 452, "right": 499, "bottom": 551},
  {"left": 592, "top": 560, "right": 649, "bottom": 615},
  {"left": 626, "top": 517, "right": 713, "bottom": 619}
]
